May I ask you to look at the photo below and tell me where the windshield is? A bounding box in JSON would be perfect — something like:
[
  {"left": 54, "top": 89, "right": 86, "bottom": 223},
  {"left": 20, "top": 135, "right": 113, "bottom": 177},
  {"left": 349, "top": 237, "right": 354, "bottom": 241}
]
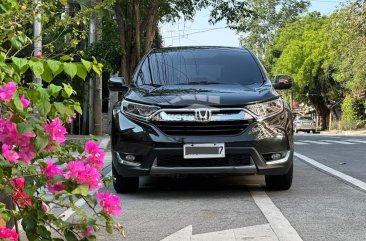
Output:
[{"left": 136, "top": 49, "right": 264, "bottom": 86}]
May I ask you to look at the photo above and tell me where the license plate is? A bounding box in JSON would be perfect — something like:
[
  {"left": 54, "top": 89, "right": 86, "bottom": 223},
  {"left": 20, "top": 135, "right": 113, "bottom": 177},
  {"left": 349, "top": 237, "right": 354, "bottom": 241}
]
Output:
[{"left": 183, "top": 143, "right": 225, "bottom": 159}]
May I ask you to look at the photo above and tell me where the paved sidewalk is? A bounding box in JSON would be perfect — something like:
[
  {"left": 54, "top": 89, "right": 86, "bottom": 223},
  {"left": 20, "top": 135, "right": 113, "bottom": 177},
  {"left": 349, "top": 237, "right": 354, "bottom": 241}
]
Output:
[{"left": 318, "top": 129, "right": 366, "bottom": 136}]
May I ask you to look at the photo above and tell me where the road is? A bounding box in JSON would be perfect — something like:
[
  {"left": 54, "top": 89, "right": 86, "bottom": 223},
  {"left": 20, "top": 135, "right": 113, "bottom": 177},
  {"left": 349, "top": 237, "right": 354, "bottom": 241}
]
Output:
[{"left": 88, "top": 133, "right": 366, "bottom": 241}]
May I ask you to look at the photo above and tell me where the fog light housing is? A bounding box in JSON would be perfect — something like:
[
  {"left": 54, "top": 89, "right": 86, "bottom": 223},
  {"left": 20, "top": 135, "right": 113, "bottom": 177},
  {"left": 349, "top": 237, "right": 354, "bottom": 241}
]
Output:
[
  {"left": 125, "top": 155, "right": 136, "bottom": 162},
  {"left": 271, "top": 153, "right": 282, "bottom": 160}
]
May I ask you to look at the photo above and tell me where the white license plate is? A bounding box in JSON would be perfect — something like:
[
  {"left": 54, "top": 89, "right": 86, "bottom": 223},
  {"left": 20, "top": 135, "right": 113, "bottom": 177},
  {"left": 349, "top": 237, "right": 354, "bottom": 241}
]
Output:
[{"left": 183, "top": 143, "right": 225, "bottom": 159}]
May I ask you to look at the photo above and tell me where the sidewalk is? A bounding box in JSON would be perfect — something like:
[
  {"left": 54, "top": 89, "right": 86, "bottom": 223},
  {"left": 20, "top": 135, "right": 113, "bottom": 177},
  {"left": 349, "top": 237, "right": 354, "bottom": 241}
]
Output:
[{"left": 319, "top": 129, "right": 366, "bottom": 136}]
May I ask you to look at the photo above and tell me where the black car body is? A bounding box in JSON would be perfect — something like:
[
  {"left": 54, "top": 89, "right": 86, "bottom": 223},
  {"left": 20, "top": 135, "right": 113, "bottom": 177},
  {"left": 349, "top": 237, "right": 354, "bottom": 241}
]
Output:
[{"left": 109, "top": 47, "right": 294, "bottom": 192}]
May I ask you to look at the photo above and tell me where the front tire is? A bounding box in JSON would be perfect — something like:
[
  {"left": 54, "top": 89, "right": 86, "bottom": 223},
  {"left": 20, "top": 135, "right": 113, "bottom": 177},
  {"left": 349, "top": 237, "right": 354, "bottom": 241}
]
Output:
[
  {"left": 265, "top": 164, "right": 293, "bottom": 190},
  {"left": 112, "top": 164, "right": 139, "bottom": 193}
]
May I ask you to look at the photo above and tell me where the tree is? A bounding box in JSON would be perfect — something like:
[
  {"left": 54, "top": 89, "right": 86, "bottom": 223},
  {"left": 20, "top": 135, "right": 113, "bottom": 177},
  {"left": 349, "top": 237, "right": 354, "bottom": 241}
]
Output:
[
  {"left": 113, "top": 0, "right": 255, "bottom": 83},
  {"left": 268, "top": 13, "right": 341, "bottom": 130},
  {"left": 237, "top": 0, "right": 309, "bottom": 60}
]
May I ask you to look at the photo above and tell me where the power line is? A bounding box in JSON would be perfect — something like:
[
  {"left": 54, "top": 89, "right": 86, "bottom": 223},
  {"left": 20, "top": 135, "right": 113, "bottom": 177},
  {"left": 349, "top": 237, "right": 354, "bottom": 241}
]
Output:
[{"left": 163, "top": 27, "right": 228, "bottom": 39}]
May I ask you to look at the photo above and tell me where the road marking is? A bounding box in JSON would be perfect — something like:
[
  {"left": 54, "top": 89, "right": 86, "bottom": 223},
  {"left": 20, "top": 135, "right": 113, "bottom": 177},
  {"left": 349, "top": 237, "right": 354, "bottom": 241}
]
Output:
[
  {"left": 162, "top": 226, "right": 192, "bottom": 241},
  {"left": 344, "top": 139, "right": 366, "bottom": 144},
  {"left": 294, "top": 141, "right": 308, "bottom": 145},
  {"left": 295, "top": 152, "right": 366, "bottom": 191},
  {"left": 321, "top": 140, "right": 355, "bottom": 145},
  {"left": 300, "top": 140, "right": 331, "bottom": 145},
  {"left": 249, "top": 189, "right": 303, "bottom": 241}
]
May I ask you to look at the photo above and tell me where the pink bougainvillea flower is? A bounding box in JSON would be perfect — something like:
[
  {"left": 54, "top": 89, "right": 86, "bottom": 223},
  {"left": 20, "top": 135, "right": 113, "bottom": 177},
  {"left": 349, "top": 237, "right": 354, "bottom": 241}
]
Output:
[
  {"left": 72, "top": 112, "right": 77, "bottom": 118},
  {"left": 82, "top": 226, "right": 94, "bottom": 238},
  {"left": 35, "top": 52, "right": 42, "bottom": 59},
  {"left": 66, "top": 117, "right": 72, "bottom": 124},
  {"left": 2, "top": 144, "right": 20, "bottom": 163},
  {"left": 64, "top": 160, "right": 103, "bottom": 191},
  {"left": 85, "top": 140, "right": 100, "bottom": 154},
  {"left": 0, "top": 118, "right": 18, "bottom": 145},
  {"left": 42, "top": 160, "right": 63, "bottom": 177},
  {"left": 43, "top": 117, "right": 67, "bottom": 144},
  {"left": 96, "top": 191, "right": 122, "bottom": 216},
  {"left": 0, "top": 119, "right": 36, "bottom": 164},
  {"left": 84, "top": 140, "right": 105, "bottom": 170},
  {"left": 0, "top": 226, "right": 19, "bottom": 241},
  {"left": 42, "top": 203, "right": 49, "bottom": 212},
  {"left": 17, "top": 132, "right": 36, "bottom": 164},
  {"left": 41, "top": 160, "right": 64, "bottom": 193},
  {"left": 0, "top": 81, "right": 17, "bottom": 103},
  {"left": 85, "top": 149, "right": 105, "bottom": 170},
  {"left": 20, "top": 95, "right": 30, "bottom": 108},
  {"left": 10, "top": 177, "right": 32, "bottom": 208}
]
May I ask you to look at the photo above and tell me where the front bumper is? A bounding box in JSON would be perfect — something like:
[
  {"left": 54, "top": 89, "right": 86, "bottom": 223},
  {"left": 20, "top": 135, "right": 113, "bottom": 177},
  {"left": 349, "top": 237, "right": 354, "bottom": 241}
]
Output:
[{"left": 111, "top": 110, "right": 294, "bottom": 177}]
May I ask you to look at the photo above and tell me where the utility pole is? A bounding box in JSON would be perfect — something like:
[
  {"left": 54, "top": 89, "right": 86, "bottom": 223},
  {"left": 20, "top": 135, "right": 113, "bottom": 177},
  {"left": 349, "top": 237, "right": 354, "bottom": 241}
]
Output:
[{"left": 34, "top": 0, "right": 42, "bottom": 83}]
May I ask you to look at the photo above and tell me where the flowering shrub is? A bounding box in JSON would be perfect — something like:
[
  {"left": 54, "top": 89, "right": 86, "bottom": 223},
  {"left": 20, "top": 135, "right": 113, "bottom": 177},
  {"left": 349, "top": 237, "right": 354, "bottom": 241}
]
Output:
[{"left": 0, "top": 56, "right": 122, "bottom": 241}]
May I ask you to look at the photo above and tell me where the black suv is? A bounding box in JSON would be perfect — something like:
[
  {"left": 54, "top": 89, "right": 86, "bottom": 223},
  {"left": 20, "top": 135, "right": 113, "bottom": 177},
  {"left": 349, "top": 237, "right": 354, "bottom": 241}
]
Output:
[{"left": 108, "top": 47, "right": 294, "bottom": 192}]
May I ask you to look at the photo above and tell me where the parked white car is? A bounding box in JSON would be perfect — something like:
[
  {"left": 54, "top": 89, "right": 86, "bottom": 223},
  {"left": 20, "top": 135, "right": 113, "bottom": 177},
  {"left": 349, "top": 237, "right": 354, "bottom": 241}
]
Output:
[{"left": 293, "top": 116, "right": 316, "bottom": 133}]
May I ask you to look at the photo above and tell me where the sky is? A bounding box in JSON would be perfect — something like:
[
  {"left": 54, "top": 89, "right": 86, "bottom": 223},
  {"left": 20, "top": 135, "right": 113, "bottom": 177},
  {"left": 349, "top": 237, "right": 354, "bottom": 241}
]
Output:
[{"left": 160, "top": 0, "right": 347, "bottom": 47}]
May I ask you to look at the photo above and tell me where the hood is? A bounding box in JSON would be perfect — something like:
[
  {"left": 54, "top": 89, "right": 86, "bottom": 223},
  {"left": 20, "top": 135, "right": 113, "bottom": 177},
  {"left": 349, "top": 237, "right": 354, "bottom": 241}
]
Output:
[{"left": 125, "top": 83, "right": 279, "bottom": 107}]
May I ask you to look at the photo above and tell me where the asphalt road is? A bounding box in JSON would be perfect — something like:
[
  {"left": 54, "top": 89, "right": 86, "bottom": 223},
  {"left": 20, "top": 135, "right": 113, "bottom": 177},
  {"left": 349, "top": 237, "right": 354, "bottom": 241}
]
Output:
[{"left": 85, "top": 133, "right": 366, "bottom": 241}]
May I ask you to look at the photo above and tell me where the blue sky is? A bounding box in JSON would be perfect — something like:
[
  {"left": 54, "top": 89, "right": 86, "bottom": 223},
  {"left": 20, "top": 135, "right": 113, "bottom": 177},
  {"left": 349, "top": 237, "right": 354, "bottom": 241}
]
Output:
[{"left": 160, "top": 0, "right": 346, "bottom": 47}]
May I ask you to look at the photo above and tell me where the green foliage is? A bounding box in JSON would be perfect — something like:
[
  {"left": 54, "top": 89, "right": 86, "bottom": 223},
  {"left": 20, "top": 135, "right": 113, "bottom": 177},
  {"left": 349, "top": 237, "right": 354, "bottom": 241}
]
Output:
[
  {"left": 341, "top": 95, "right": 365, "bottom": 121},
  {"left": 237, "top": 0, "right": 309, "bottom": 60}
]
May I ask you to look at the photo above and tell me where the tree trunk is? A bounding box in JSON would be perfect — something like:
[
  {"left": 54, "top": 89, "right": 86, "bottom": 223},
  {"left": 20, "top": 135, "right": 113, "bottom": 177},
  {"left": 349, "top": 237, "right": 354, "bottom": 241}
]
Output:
[
  {"left": 93, "top": 5, "right": 103, "bottom": 136},
  {"left": 114, "top": 2, "right": 129, "bottom": 82},
  {"left": 114, "top": 0, "right": 160, "bottom": 83}
]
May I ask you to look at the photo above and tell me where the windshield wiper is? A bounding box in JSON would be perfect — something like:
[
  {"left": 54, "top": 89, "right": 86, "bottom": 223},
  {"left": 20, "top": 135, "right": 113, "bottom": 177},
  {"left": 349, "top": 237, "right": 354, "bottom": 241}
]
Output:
[{"left": 178, "top": 81, "right": 223, "bottom": 85}]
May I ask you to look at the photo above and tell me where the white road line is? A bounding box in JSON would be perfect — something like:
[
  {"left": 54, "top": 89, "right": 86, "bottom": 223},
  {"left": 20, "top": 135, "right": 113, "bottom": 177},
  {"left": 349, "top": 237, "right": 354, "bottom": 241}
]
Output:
[
  {"left": 249, "top": 188, "right": 303, "bottom": 241},
  {"left": 344, "top": 139, "right": 366, "bottom": 144},
  {"left": 294, "top": 152, "right": 366, "bottom": 191},
  {"left": 294, "top": 142, "right": 308, "bottom": 145},
  {"left": 320, "top": 140, "right": 355, "bottom": 145},
  {"left": 300, "top": 140, "right": 331, "bottom": 145}
]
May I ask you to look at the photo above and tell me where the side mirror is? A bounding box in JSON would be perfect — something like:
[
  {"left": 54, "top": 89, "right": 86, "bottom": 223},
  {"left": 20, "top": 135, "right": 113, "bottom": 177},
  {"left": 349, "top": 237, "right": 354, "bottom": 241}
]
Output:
[
  {"left": 107, "top": 77, "right": 129, "bottom": 92},
  {"left": 273, "top": 74, "right": 293, "bottom": 90}
]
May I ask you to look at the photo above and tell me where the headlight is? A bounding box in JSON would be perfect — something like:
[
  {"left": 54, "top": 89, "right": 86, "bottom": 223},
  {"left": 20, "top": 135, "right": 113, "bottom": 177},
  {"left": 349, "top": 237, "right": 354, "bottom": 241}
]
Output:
[
  {"left": 246, "top": 98, "right": 283, "bottom": 119},
  {"left": 121, "top": 100, "right": 160, "bottom": 120}
]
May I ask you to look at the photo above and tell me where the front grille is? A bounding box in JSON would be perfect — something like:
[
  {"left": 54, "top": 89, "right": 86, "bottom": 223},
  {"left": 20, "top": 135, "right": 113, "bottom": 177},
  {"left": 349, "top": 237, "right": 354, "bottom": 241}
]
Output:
[
  {"left": 154, "top": 120, "right": 251, "bottom": 136},
  {"left": 157, "top": 154, "right": 251, "bottom": 167}
]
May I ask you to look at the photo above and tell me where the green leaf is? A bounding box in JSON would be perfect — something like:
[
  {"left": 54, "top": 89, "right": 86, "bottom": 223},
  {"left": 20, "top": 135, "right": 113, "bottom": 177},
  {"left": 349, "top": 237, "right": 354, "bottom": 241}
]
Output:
[
  {"left": 17, "top": 123, "right": 33, "bottom": 135},
  {"left": 59, "top": 0, "right": 67, "bottom": 6},
  {"left": 12, "top": 93, "right": 23, "bottom": 111},
  {"left": 76, "top": 63, "right": 87, "bottom": 80},
  {"left": 81, "top": 59, "right": 92, "bottom": 72},
  {"left": 41, "top": 63, "right": 53, "bottom": 83},
  {"left": 92, "top": 65, "right": 101, "bottom": 76},
  {"left": 36, "top": 99, "right": 51, "bottom": 117},
  {"left": 10, "top": 37, "right": 22, "bottom": 49},
  {"left": 12, "top": 57, "right": 28, "bottom": 73},
  {"left": 64, "top": 229, "right": 78, "bottom": 241},
  {"left": 74, "top": 102, "right": 82, "bottom": 114},
  {"left": 46, "top": 60, "right": 62, "bottom": 74},
  {"left": 60, "top": 55, "right": 73, "bottom": 62},
  {"left": 72, "top": 184, "right": 89, "bottom": 196},
  {"left": 30, "top": 60, "right": 44, "bottom": 77},
  {"left": 48, "top": 84, "right": 63, "bottom": 98},
  {"left": 63, "top": 83, "right": 75, "bottom": 97},
  {"left": 37, "top": 225, "right": 51, "bottom": 238},
  {"left": 34, "top": 135, "right": 49, "bottom": 151},
  {"left": 63, "top": 62, "right": 77, "bottom": 79}
]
